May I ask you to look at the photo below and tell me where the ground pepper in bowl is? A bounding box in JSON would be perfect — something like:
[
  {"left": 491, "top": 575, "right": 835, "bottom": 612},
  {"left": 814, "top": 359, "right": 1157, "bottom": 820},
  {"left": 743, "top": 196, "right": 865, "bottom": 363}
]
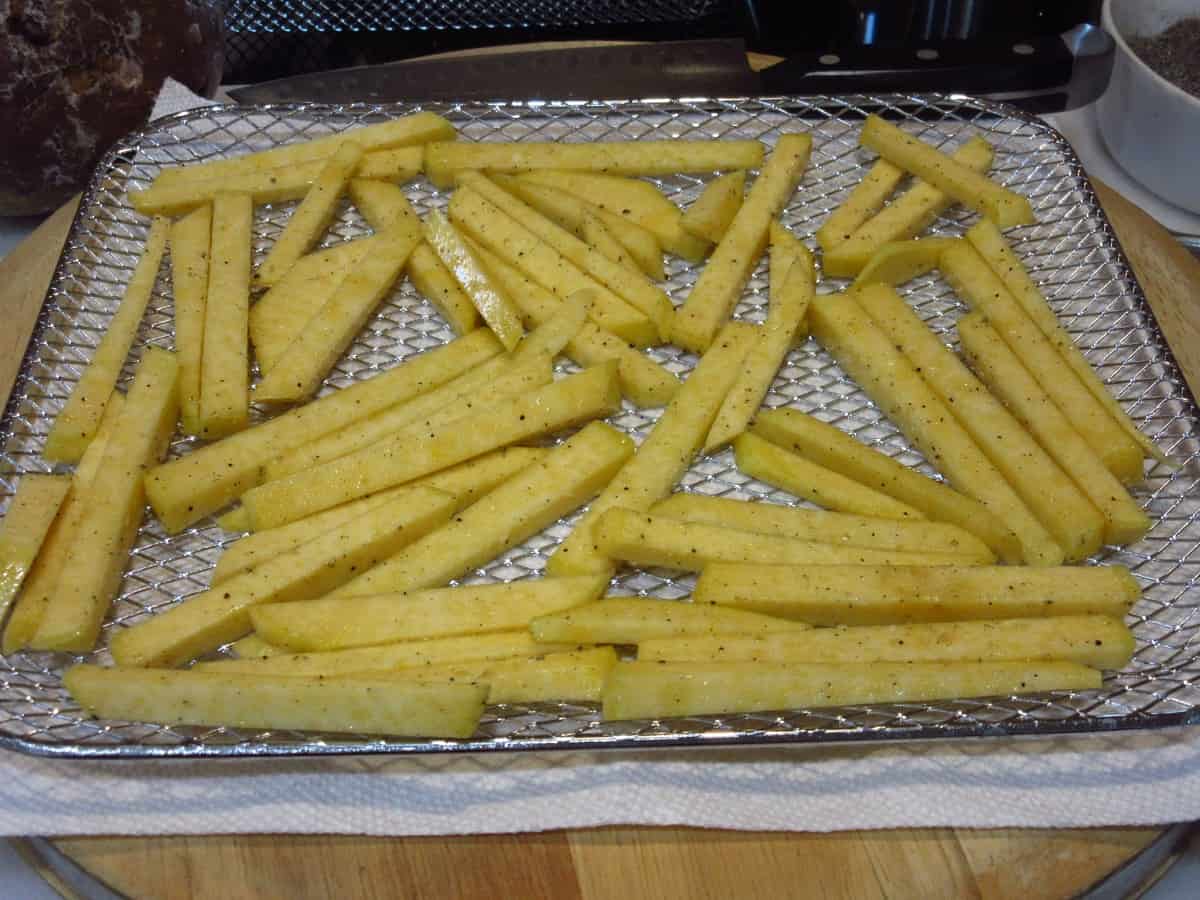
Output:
[{"left": 1129, "top": 18, "right": 1200, "bottom": 99}]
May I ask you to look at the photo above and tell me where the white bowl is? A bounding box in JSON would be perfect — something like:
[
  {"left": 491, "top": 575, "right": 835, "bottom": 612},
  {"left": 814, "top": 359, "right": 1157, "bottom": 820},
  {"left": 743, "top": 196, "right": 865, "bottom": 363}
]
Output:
[{"left": 1097, "top": 0, "right": 1200, "bottom": 213}]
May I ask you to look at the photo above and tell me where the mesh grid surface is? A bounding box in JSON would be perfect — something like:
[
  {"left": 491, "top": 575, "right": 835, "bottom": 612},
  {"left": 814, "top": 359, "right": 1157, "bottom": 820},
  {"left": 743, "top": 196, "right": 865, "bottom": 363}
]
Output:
[{"left": 2, "top": 96, "right": 1199, "bottom": 758}]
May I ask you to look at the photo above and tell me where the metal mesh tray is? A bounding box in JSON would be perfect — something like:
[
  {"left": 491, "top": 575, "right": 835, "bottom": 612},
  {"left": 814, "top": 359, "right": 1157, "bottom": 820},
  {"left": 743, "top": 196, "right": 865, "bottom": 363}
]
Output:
[{"left": 3, "top": 95, "right": 1199, "bottom": 759}]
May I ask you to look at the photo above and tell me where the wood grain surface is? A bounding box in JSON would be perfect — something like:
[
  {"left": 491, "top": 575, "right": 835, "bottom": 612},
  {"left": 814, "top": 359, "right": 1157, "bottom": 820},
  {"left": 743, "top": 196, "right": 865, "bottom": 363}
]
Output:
[{"left": 2, "top": 179, "right": 1194, "bottom": 897}]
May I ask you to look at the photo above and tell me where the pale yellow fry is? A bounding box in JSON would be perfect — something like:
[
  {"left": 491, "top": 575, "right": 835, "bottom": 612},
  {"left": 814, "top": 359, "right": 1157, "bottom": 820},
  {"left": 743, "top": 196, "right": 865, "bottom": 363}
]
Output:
[
  {"left": 941, "top": 242, "right": 1144, "bottom": 484},
  {"left": 767, "top": 222, "right": 814, "bottom": 341},
  {"left": 693, "top": 562, "right": 1140, "bottom": 625},
  {"left": 252, "top": 576, "right": 606, "bottom": 652},
  {"left": 816, "top": 158, "right": 906, "bottom": 251},
  {"left": 0, "top": 475, "right": 71, "bottom": 624},
  {"left": 855, "top": 282, "right": 1104, "bottom": 562},
  {"left": 734, "top": 433, "right": 923, "bottom": 520},
  {"left": 823, "top": 137, "right": 993, "bottom": 277},
  {"left": 254, "top": 228, "right": 419, "bottom": 403},
  {"left": 672, "top": 134, "right": 812, "bottom": 353},
  {"left": 808, "top": 293, "right": 1062, "bottom": 566},
  {"left": 852, "top": 237, "right": 961, "bottom": 287},
  {"left": 602, "top": 660, "right": 1099, "bottom": 721},
  {"left": 65, "top": 664, "right": 486, "bottom": 739},
  {"left": 640, "top": 615, "right": 1136, "bottom": 671},
  {"left": 529, "top": 597, "right": 809, "bottom": 645},
  {"left": 965, "top": 218, "right": 1169, "bottom": 466},
  {"left": 44, "top": 218, "right": 169, "bottom": 463},
  {"left": 299, "top": 421, "right": 634, "bottom": 602},
  {"left": 546, "top": 322, "right": 757, "bottom": 578},
  {"left": 169, "top": 205, "right": 210, "bottom": 435},
  {"left": 424, "top": 139, "right": 764, "bottom": 189},
  {"left": 424, "top": 210, "right": 524, "bottom": 351},
  {"left": 198, "top": 192, "right": 252, "bottom": 438},
  {"left": 215, "top": 506, "right": 251, "bottom": 532},
  {"left": 2, "top": 395, "right": 124, "bottom": 653},
  {"left": 255, "top": 142, "right": 363, "bottom": 287},
  {"left": 31, "top": 350, "right": 179, "bottom": 652},
  {"left": 650, "top": 493, "right": 994, "bottom": 561},
  {"left": 471, "top": 240, "right": 680, "bottom": 408},
  {"left": 681, "top": 170, "right": 746, "bottom": 244},
  {"left": 581, "top": 210, "right": 641, "bottom": 276},
  {"left": 109, "top": 486, "right": 456, "bottom": 668},
  {"left": 355, "top": 146, "right": 424, "bottom": 181},
  {"left": 229, "top": 634, "right": 284, "bottom": 659},
  {"left": 860, "top": 116, "right": 1034, "bottom": 227},
  {"left": 751, "top": 408, "right": 1020, "bottom": 563},
  {"left": 244, "top": 362, "right": 620, "bottom": 530},
  {"left": 595, "top": 507, "right": 977, "bottom": 572},
  {"left": 958, "top": 314, "right": 1151, "bottom": 547},
  {"left": 146, "top": 329, "right": 502, "bottom": 532},
  {"left": 214, "top": 448, "right": 545, "bottom": 583}
]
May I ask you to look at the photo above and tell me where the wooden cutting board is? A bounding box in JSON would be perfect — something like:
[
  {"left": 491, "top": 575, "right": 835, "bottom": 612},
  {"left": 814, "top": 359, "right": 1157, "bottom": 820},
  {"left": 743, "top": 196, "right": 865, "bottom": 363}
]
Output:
[{"left": 3, "top": 181, "right": 1199, "bottom": 898}]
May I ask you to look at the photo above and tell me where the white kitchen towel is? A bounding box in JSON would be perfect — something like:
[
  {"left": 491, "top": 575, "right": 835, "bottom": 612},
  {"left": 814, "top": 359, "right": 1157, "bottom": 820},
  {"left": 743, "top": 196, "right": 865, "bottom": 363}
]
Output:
[
  {"left": 1, "top": 728, "right": 1199, "bottom": 835},
  {"left": 150, "top": 77, "right": 230, "bottom": 120}
]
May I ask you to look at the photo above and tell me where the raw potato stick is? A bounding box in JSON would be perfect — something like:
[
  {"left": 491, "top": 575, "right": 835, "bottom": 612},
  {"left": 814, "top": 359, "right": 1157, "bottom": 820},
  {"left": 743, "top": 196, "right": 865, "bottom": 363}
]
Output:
[
  {"left": 602, "top": 660, "right": 1100, "bottom": 721},
  {"left": 251, "top": 576, "right": 607, "bottom": 652},
  {"left": 30, "top": 349, "right": 179, "bottom": 652},
  {"left": 682, "top": 170, "right": 746, "bottom": 244},
  {"left": 255, "top": 227, "right": 420, "bottom": 403},
  {"left": 65, "top": 665, "right": 487, "bottom": 739},
  {"left": 822, "top": 137, "right": 993, "bottom": 277},
  {"left": 0, "top": 475, "right": 71, "bottom": 624},
  {"left": 859, "top": 115, "right": 1034, "bottom": 227},
  {"left": 546, "top": 322, "right": 757, "bottom": 578},
  {"left": 638, "top": 615, "right": 1135, "bottom": 671},
  {"left": 594, "top": 508, "right": 981, "bottom": 572},
  {"left": 44, "top": 217, "right": 169, "bottom": 463},
  {"left": 808, "top": 293, "right": 1062, "bottom": 566},
  {"left": 242, "top": 362, "right": 622, "bottom": 530},
  {"left": 424, "top": 139, "right": 765, "bottom": 189},
  {"left": 751, "top": 408, "right": 1019, "bottom": 562},
  {"left": 169, "top": 205, "right": 211, "bottom": 435},
  {"left": 855, "top": 282, "right": 1105, "bottom": 561},
  {"left": 692, "top": 562, "right": 1140, "bottom": 625},
  {"left": 672, "top": 134, "right": 813, "bottom": 352},
  {"left": 650, "top": 493, "right": 994, "bottom": 561},
  {"left": 815, "top": 158, "right": 906, "bottom": 251},
  {"left": 2, "top": 396, "right": 125, "bottom": 653},
  {"left": 109, "top": 486, "right": 457, "bottom": 667},
  {"left": 941, "top": 242, "right": 1144, "bottom": 484},
  {"left": 957, "top": 314, "right": 1151, "bottom": 546},
  {"left": 145, "top": 329, "right": 502, "bottom": 532},
  {"left": 965, "top": 219, "right": 1168, "bottom": 465},
  {"left": 292, "top": 420, "right": 634, "bottom": 602},
  {"left": 198, "top": 191, "right": 252, "bottom": 438},
  {"left": 254, "top": 142, "right": 363, "bottom": 287}
]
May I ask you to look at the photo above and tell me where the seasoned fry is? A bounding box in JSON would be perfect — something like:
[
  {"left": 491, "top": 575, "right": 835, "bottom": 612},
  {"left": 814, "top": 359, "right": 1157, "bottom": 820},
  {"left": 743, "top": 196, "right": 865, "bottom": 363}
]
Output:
[
  {"left": 198, "top": 191, "right": 252, "bottom": 438},
  {"left": 734, "top": 432, "right": 923, "bottom": 520},
  {"left": 692, "top": 562, "right": 1140, "bottom": 625},
  {"left": 145, "top": 329, "right": 502, "bottom": 532},
  {"left": 672, "top": 134, "right": 812, "bottom": 352},
  {"left": 808, "top": 293, "right": 1062, "bottom": 565},
  {"left": 228, "top": 634, "right": 284, "bottom": 659},
  {"left": 470, "top": 647, "right": 618, "bottom": 704},
  {"left": 529, "top": 597, "right": 809, "bottom": 645},
  {"left": 169, "top": 205, "right": 211, "bottom": 434},
  {"left": 859, "top": 115, "right": 1034, "bottom": 227},
  {"left": 110, "top": 486, "right": 456, "bottom": 668},
  {"left": 31, "top": 349, "right": 179, "bottom": 652},
  {"left": 65, "top": 664, "right": 486, "bottom": 739},
  {"left": 855, "top": 282, "right": 1104, "bottom": 560},
  {"left": 593, "top": 508, "right": 980, "bottom": 572},
  {"left": 44, "top": 218, "right": 169, "bottom": 463},
  {"left": 852, "top": 237, "right": 960, "bottom": 286},
  {"left": 581, "top": 210, "right": 641, "bottom": 276},
  {"left": 251, "top": 576, "right": 607, "bottom": 652},
  {"left": 681, "top": 170, "right": 746, "bottom": 243},
  {"left": 242, "top": 362, "right": 621, "bottom": 530},
  {"left": 941, "top": 243, "right": 1145, "bottom": 484},
  {"left": 255, "top": 142, "right": 363, "bottom": 287},
  {"left": 751, "top": 408, "right": 1019, "bottom": 562},
  {"left": 638, "top": 615, "right": 1135, "bottom": 670},
  {"left": 215, "top": 506, "right": 251, "bottom": 532},
  {"left": 650, "top": 494, "right": 994, "bottom": 561},
  {"left": 0, "top": 475, "right": 71, "bottom": 624},
  {"left": 815, "top": 158, "right": 905, "bottom": 251},
  {"left": 546, "top": 322, "right": 757, "bottom": 578},
  {"left": 957, "top": 314, "right": 1151, "bottom": 546},
  {"left": 424, "top": 139, "right": 765, "bottom": 189}
]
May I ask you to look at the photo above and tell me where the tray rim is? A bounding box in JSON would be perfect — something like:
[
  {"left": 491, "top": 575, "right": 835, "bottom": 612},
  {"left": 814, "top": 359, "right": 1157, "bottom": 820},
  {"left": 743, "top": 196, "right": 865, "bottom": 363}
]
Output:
[{"left": 3, "top": 92, "right": 1198, "bottom": 760}]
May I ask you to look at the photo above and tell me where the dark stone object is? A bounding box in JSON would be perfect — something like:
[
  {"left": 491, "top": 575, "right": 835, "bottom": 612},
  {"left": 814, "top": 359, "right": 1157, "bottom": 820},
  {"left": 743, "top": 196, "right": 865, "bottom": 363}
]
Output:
[{"left": 0, "top": 0, "right": 223, "bottom": 215}]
